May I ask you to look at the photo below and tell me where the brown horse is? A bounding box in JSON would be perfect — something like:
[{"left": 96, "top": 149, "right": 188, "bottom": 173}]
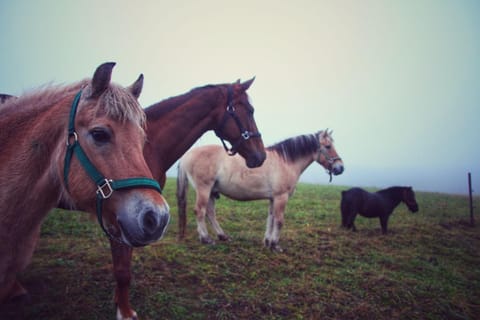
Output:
[
  {"left": 0, "top": 63, "right": 169, "bottom": 315},
  {"left": 177, "top": 130, "right": 344, "bottom": 252},
  {"left": 0, "top": 94, "right": 15, "bottom": 104},
  {"left": 111, "top": 78, "right": 266, "bottom": 319}
]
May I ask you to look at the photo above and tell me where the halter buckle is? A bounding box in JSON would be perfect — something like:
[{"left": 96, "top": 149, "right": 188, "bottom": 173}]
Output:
[
  {"left": 241, "top": 131, "right": 251, "bottom": 140},
  {"left": 97, "top": 179, "right": 114, "bottom": 199}
]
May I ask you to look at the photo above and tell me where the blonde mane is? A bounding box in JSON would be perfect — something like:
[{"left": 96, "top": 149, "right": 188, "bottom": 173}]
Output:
[{"left": 1, "top": 80, "right": 146, "bottom": 128}]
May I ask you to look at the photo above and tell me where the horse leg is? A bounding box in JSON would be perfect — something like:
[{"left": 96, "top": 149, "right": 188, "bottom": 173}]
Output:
[
  {"left": 379, "top": 215, "right": 389, "bottom": 234},
  {"left": 206, "top": 195, "right": 230, "bottom": 241},
  {"left": 110, "top": 240, "right": 137, "bottom": 320},
  {"left": 1, "top": 223, "right": 42, "bottom": 302},
  {"left": 346, "top": 211, "right": 358, "bottom": 232},
  {"left": 266, "top": 195, "right": 288, "bottom": 252},
  {"left": 194, "top": 189, "right": 215, "bottom": 244},
  {"left": 340, "top": 197, "right": 349, "bottom": 228},
  {"left": 264, "top": 199, "right": 275, "bottom": 248}
]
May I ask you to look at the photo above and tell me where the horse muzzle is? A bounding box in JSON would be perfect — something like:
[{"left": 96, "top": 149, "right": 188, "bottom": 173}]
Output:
[
  {"left": 245, "top": 150, "right": 266, "bottom": 168},
  {"left": 409, "top": 204, "right": 419, "bottom": 213},
  {"left": 116, "top": 194, "right": 170, "bottom": 247},
  {"left": 331, "top": 162, "right": 344, "bottom": 176}
]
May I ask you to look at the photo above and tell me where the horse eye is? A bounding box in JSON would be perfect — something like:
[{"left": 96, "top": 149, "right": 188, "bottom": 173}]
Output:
[
  {"left": 325, "top": 145, "right": 332, "bottom": 150},
  {"left": 90, "top": 128, "right": 111, "bottom": 144}
]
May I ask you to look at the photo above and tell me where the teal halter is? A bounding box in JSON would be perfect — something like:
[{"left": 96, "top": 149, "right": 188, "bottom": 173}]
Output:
[{"left": 63, "top": 90, "right": 162, "bottom": 240}]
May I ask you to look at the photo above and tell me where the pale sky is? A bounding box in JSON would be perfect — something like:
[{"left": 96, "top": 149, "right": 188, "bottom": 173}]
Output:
[{"left": 1, "top": 0, "right": 479, "bottom": 194}]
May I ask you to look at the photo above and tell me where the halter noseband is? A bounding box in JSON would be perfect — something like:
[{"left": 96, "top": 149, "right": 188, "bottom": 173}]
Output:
[
  {"left": 214, "top": 86, "right": 262, "bottom": 156},
  {"left": 63, "top": 90, "right": 162, "bottom": 241}
]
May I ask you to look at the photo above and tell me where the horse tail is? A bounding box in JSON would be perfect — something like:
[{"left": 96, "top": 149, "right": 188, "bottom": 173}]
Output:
[{"left": 176, "top": 161, "right": 189, "bottom": 240}]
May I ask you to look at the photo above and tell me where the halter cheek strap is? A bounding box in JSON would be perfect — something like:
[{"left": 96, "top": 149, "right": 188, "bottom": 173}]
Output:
[
  {"left": 63, "top": 90, "right": 162, "bottom": 241},
  {"left": 318, "top": 145, "right": 342, "bottom": 183},
  {"left": 214, "top": 86, "right": 262, "bottom": 156}
]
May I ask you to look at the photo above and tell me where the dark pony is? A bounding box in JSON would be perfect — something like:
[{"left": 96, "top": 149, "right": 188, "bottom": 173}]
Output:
[{"left": 340, "top": 186, "right": 419, "bottom": 234}]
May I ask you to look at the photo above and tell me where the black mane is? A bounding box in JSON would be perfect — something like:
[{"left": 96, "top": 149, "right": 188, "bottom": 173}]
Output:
[{"left": 267, "top": 133, "right": 320, "bottom": 163}]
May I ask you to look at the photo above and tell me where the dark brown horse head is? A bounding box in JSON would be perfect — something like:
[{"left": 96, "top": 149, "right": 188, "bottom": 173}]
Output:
[
  {"left": 402, "top": 187, "right": 419, "bottom": 213},
  {"left": 214, "top": 78, "right": 266, "bottom": 168},
  {"left": 0, "top": 94, "right": 16, "bottom": 104},
  {"left": 63, "top": 62, "right": 170, "bottom": 246}
]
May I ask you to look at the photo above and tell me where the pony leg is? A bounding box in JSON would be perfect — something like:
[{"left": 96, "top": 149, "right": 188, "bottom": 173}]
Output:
[
  {"left": 379, "top": 216, "right": 389, "bottom": 234},
  {"left": 206, "top": 195, "right": 230, "bottom": 241},
  {"left": 110, "top": 240, "right": 137, "bottom": 320},
  {"left": 349, "top": 214, "right": 358, "bottom": 231},
  {"left": 194, "top": 190, "right": 215, "bottom": 244},
  {"left": 340, "top": 198, "right": 349, "bottom": 228}
]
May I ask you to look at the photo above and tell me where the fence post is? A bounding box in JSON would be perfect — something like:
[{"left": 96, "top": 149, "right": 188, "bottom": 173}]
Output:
[{"left": 468, "top": 172, "right": 474, "bottom": 227}]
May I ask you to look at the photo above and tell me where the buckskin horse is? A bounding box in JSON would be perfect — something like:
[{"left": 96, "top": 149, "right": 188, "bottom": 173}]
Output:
[
  {"left": 340, "top": 186, "right": 419, "bottom": 234},
  {"left": 177, "top": 130, "right": 343, "bottom": 252},
  {"left": 0, "top": 63, "right": 170, "bottom": 316},
  {"left": 112, "top": 78, "right": 266, "bottom": 319}
]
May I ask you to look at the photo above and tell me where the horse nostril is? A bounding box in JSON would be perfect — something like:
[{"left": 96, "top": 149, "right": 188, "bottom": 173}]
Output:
[
  {"left": 141, "top": 210, "right": 159, "bottom": 234},
  {"left": 334, "top": 165, "right": 344, "bottom": 175}
]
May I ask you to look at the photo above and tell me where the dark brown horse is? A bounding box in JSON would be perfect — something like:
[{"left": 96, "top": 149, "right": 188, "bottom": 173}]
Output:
[
  {"left": 340, "top": 186, "right": 419, "bottom": 234},
  {"left": 0, "top": 94, "right": 15, "bottom": 104},
  {"left": 0, "top": 63, "right": 170, "bottom": 315},
  {"left": 112, "top": 78, "right": 266, "bottom": 319}
]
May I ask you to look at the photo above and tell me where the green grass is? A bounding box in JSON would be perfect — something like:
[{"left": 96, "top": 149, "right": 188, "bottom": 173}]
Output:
[{"left": 2, "top": 179, "right": 480, "bottom": 320}]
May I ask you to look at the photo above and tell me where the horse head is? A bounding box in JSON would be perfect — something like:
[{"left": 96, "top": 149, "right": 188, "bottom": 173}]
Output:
[
  {"left": 315, "top": 129, "right": 344, "bottom": 179},
  {"left": 214, "top": 78, "right": 266, "bottom": 168},
  {"left": 61, "top": 62, "right": 170, "bottom": 247},
  {"left": 403, "top": 187, "right": 419, "bottom": 213}
]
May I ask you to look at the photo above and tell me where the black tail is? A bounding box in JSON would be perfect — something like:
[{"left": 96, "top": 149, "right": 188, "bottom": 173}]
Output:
[{"left": 176, "top": 162, "right": 189, "bottom": 240}]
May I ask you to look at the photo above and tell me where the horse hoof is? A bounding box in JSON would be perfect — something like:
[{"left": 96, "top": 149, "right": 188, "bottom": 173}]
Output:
[
  {"left": 264, "top": 239, "right": 270, "bottom": 248},
  {"left": 218, "top": 234, "right": 231, "bottom": 242},
  {"left": 200, "top": 236, "right": 215, "bottom": 245},
  {"left": 271, "top": 245, "right": 283, "bottom": 253},
  {"left": 116, "top": 307, "right": 138, "bottom": 320},
  {"left": 265, "top": 240, "right": 283, "bottom": 253}
]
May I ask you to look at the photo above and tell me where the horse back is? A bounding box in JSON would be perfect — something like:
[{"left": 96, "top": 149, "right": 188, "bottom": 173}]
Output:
[
  {"left": 179, "top": 145, "right": 226, "bottom": 189},
  {"left": 342, "top": 187, "right": 388, "bottom": 218}
]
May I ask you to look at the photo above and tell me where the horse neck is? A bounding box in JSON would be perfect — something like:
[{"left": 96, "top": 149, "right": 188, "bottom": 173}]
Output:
[
  {"left": 378, "top": 187, "right": 405, "bottom": 208},
  {"left": 144, "top": 87, "right": 223, "bottom": 183},
  {"left": 0, "top": 92, "right": 72, "bottom": 221},
  {"left": 267, "top": 134, "right": 320, "bottom": 179}
]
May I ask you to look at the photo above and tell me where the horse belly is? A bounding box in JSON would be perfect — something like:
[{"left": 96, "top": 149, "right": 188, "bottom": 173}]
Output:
[
  {"left": 360, "top": 197, "right": 385, "bottom": 218},
  {"left": 216, "top": 173, "right": 270, "bottom": 201}
]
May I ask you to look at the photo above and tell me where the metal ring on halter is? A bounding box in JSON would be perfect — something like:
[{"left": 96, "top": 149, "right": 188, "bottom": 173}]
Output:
[{"left": 66, "top": 132, "right": 78, "bottom": 146}]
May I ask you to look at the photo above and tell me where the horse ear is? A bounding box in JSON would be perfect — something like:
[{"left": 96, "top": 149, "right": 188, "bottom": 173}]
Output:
[
  {"left": 90, "top": 62, "right": 116, "bottom": 98},
  {"left": 129, "top": 74, "right": 143, "bottom": 99},
  {"left": 241, "top": 76, "right": 255, "bottom": 91}
]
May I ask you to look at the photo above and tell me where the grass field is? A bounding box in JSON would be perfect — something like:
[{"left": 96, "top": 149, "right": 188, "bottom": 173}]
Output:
[{"left": 2, "top": 179, "right": 479, "bottom": 320}]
